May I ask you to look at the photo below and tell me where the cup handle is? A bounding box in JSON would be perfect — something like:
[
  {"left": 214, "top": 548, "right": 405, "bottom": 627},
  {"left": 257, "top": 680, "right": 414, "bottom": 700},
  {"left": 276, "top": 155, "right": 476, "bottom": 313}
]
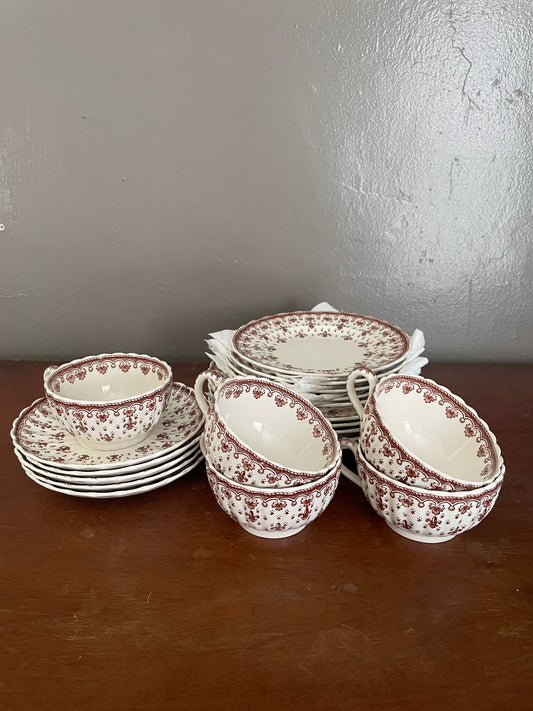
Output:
[
  {"left": 338, "top": 436, "right": 362, "bottom": 487},
  {"left": 194, "top": 367, "right": 225, "bottom": 416},
  {"left": 43, "top": 364, "right": 58, "bottom": 385},
  {"left": 346, "top": 366, "right": 377, "bottom": 419},
  {"left": 199, "top": 434, "right": 207, "bottom": 458}
]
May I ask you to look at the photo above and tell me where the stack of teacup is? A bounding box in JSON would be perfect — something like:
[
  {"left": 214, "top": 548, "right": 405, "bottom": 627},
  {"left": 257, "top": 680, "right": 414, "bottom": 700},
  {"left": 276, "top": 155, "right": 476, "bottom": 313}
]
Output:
[
  {"left": 340, "top": 367, "right": 505, "bottom": 543},
  {"left": 194, "top": 368, "right": 342, "bottom": 538}
]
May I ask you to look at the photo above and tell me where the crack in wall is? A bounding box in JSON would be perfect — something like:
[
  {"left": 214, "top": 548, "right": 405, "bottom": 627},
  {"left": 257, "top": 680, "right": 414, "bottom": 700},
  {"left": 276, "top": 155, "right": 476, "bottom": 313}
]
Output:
[{"left": 447, "top": 3, "right": 481, "bottom": 125}]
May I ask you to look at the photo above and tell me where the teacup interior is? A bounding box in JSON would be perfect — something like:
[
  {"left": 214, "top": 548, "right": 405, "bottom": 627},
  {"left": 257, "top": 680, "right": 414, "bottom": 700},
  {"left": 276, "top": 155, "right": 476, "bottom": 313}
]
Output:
[
  {"left": 217, "top": 386, "right": 333, "bottom": 471},
  {"left": 50, "top": 359, "right": 167, "bottom": 402},
  {"left": 375, "top": 383, "right": 496, "bottom": 482}
]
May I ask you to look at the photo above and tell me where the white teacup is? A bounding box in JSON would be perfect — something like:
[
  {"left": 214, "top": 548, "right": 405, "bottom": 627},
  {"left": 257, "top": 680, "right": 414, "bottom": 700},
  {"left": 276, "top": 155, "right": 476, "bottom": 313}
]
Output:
[
  {"left": 44, "top": 353, "right": 173, "bottom": 451},
  {"left": 195, "top": 369, "right": 340, "bottom": 487},
  {"left": 203, "top": 442, "right": 341, "bottom": 538},
  {"left": 346, "top": 367, "right": 503, "bottom": 491},
  {"left": 355, "top": 445, "right": 505, "bottom": 543}
]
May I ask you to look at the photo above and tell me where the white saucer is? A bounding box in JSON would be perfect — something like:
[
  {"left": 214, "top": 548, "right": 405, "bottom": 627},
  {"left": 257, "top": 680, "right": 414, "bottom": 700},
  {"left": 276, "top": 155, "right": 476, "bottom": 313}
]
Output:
[
  {"left": 16, "top": 431, "right": 202, "bottom": 477},
  {"left": 18, "top": 449, "right": 205, "bottom": 498},
  {"left": 15, "top": 436, "right": 202, "bottom": 484},
  {"left": 11, "top": 382, "right": 204, "bottom": 471}
]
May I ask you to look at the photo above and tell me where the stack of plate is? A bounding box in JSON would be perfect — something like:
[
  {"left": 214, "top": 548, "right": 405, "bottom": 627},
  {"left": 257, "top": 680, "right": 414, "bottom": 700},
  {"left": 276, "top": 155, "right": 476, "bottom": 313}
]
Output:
[
  {"left": 208, "top": 311, "right": 416, "bottom": 439},
  {"left": 11, "top": 382, "right": 204, "bottom": 498}
]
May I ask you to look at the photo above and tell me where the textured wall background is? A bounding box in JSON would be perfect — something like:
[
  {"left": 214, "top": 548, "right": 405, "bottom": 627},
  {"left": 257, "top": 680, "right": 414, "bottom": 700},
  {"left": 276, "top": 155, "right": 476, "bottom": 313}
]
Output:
[{"left": 0, "top": 0, "right": 531, "bottom": 362}]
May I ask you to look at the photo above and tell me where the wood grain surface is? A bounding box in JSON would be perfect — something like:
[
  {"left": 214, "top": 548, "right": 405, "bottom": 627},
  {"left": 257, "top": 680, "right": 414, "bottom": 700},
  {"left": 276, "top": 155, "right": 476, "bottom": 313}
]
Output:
[{"left": 1, "top": 361, "right": 532, "bottom": 711}]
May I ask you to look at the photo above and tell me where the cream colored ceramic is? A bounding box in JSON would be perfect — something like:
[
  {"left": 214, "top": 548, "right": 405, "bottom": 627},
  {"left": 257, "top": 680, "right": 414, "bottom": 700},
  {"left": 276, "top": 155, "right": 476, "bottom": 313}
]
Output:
[
  {"left": 17, "top": 448, "right": 204, "bottom": 499},
  {"left": 44, "top": 353, "right": 173, "bottom": 451},
  {"left": 203, "top": 443, "right": 341, "bottom": 538},
  {"left": 195, "top": 370, "right": 340, "bottom": 487},
  {"left": 355, "top": 446, "right": 504, "bottom": 543},
  {"left": 232, "top": 311, "right": 409, "bottom": 375},
  {"left": 13, "top": 382, "right": 203, "bottom": 469},
  {"left": 347, "top": 367, "right": 503, "bottom": 491}
]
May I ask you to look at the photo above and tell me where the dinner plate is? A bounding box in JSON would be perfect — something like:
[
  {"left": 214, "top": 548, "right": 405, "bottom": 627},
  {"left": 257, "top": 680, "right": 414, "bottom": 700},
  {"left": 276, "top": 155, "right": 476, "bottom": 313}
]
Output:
[
  {"left": 11, "top": 382, "right": 204, "bottom": 471},
  {"left": 18, "top": 449, "right": 205, "bottom": 498},
  {"left": 232, "top": 311, "right": 409, "bottom": 376},
  {"left": 228, "top": 346, "right": 408, "bottom": 386}
]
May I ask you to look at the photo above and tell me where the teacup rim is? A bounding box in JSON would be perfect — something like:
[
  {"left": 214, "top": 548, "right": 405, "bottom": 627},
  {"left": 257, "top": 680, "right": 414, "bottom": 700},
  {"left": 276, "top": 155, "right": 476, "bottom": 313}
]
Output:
[
  {"left": 204, "top": 446, "right": 341, "bottom": 495},
  {"left": 356, "top": 444, "right": 505, "bottom": 500},
  {"left": 207, "top": 374, "right": 341, "bottom": 472},
  {"left": 366, "top": 372, "right": 503, "bottom": 483},
  {"left": 44, "top": 352, "right": 173, "bottom": 406}
]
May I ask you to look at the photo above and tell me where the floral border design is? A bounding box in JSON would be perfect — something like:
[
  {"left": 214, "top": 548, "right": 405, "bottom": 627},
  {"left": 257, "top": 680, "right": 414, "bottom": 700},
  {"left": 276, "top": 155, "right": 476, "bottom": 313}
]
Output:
[
  {"left": 232, "top": 311, "right": 409, "bottom": 373},
  {"left": 12, "top": 383, "right": 204, "bottom": 467},
  {"left": 371, "top": 375, "right": 501, "bottom": 483},
  {"left": 215, "top": 377, "right": 339, "bottom": 460},
  {"left": 47, "top": 354, "right": 170, "bottom": 403},
  {"left": 206, "top": 461, "right": 340, "bottom": 533},
  {"left": 204, "top": 415, "right": 335, "bottom": 486},
  {"left": 356, "top": 450, "right": 502, "bottom": 540}
]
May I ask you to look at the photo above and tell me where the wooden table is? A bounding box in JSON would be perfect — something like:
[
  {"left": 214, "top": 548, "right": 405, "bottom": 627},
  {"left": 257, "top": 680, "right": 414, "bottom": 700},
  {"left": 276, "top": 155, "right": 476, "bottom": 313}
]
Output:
[{"left": 1, "top": 361, "right": 532, "bottom": 710}]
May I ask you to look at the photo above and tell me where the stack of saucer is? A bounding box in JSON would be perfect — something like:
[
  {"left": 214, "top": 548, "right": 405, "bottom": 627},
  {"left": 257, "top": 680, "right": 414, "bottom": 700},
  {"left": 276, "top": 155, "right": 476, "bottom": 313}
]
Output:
[
  {"left": 206, "top": 309, "right": 427, "bottom": 439},
  {"left": 11, "top": 353, "right": 204, "bottom": 498}
]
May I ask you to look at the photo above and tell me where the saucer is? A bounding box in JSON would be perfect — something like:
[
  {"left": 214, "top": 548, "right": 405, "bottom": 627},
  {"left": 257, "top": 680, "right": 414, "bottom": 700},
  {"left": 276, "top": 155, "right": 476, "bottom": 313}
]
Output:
[
  {"left": 18, "top": 449, "right": 204, "bottom": 498},
  {"left": 14, "top": 435, "right": 202, "bottom": 484},
  {"left": 11, "top": 382, "right": 204, "bottom": 470}
]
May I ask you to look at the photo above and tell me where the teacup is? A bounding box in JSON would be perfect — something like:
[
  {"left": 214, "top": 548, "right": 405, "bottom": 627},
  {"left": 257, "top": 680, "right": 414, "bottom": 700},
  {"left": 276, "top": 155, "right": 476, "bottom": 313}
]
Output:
[
  {"left": 347, "top": 367, "right": 503, "bottom": 491},
  {"left": 354, "top": 445, "right": 504, "bottom": 543},
  {"left": 44, "top": 353, "right": 173, "bottom": 451},
  {"left": 203, "top": 440, "right": 341, "bottom": 538},
  {"left": 195, "top": 369, "right": 340, "bottom": 487}
]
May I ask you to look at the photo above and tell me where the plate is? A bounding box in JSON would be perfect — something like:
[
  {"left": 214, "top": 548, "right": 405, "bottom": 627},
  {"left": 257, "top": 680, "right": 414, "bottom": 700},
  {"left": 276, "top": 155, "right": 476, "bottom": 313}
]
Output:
[
  {"left": 14, "top": 437, "right": 202, "bottom": 484},
  {"left": 232, "top": 311, "right": 409, "bottom": 376},
  {"left": 11, "top": 382, "right": 204, "bottom": 470},
  {"left": 18, "top": 450, "right": 205, "bottom": 498},
  {"left": 16, "top": 431, "right": 202, "bottom": 476}
]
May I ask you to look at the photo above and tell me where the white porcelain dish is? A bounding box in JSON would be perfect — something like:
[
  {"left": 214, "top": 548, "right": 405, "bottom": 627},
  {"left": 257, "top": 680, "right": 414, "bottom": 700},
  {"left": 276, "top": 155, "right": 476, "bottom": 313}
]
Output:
[
  {"left": 14, "top": 437, "right": 202, "bottom": 485},
  {"left": 44, "top": 353, "right": 173, "bottom": 450},
  {"left": 196, "top": 371, "right": 340, "bottom": 484},
  {"left": 232, "top": 311, "right": 409, "bottom": 376},
  {"left": 204, "top": 449, "right": 341, "bottom": 538},
  {"left": 348, "top": 369, "right": 503, "bottom": 490},
  {"left": 16, "top": 432, "right": 202, "bottom": 477},
  {"left": 18, "top": 450, "right": 204, "bottom": 498},
  {"left": 11, "top": 382, "right": 204, "bottom": 470},
  {"left": 354, "top": 446, "right": 504, "bottom": 543}
]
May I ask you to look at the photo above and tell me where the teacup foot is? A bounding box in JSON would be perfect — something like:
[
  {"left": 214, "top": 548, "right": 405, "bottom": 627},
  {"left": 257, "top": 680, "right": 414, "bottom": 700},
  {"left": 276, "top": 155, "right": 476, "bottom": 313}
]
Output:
[
  {"left": 384, "top": 521, "right": 457, "bottom": 543},
  {"left": 239, "top": 524, "right": 306, "bottom": 539}
]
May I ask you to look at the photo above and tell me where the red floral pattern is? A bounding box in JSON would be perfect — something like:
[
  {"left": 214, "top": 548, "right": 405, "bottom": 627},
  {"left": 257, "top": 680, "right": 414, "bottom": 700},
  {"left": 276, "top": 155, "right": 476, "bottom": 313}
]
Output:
[
  {"left": 232, "top": 311, "right": 409, "bottom": 374},
  {"left": 362, "top": 375, "right": 501, "bottom": 489},
  {"left": 356, "top": 449, "right": 503, "bottom": 542},
  {"left": 49, "top": 354, "right": 168, "bottom": 396},
  {"left": 12, "top": 383, "right": 204, "bottom": 468},
  {"left": 44, "top": 354, "right": 173, "bottom": 450},
  {"left": 206, "top": 460, "right": 340, "bottom": 537},
  {"left": 204, "top": 378, "right": 339, "bottom": 487},
  {"left": 204, "top": 414, "right": 337, "bottom": 487}
]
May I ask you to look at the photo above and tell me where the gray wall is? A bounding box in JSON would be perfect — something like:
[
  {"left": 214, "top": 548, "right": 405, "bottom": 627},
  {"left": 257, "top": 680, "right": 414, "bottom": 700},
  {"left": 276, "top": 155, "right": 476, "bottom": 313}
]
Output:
[{"left": 1, "top": 0, "right": 531, "bottom": 363}]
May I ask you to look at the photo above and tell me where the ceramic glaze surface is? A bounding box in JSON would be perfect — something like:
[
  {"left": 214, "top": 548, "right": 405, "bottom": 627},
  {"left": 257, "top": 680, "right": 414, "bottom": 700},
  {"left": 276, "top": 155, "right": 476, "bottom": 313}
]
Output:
[
  {"left": 356, "top": 447, "right": 504, "bottom": 543},
  {"left": 368, "top": 374, "right": 501, "bottom": 483},
  {"left": 202, "top": 376, "right": 339, "bottom": 475},
  {"left": 0, "top": 2, "right": 531, "bottom": 362},
  {"left": 206, "top": 457, "right": 340, "bottom": 538},
  {"left": 46, "top": 354, "right": 171, "bottom": 402}
]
